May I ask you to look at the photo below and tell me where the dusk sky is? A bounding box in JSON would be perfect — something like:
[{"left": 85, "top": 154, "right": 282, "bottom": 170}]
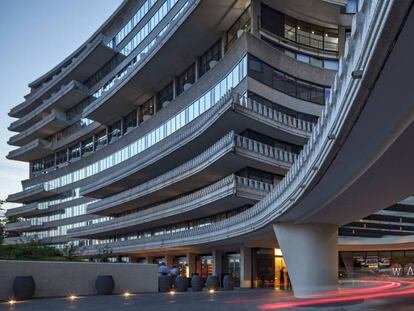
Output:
[{"left": 0, "top": 0, "right": 123, "bottom": 212}]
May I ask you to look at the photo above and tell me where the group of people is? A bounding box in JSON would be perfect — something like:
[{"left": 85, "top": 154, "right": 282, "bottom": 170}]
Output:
[{"left": 158, "top": 262, "right": 180, "bottom": 277}]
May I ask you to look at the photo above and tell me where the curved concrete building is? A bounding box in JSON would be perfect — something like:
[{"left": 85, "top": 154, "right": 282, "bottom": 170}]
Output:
[{"left": 6, "top": 0, "right": 414, "bottom": 296}]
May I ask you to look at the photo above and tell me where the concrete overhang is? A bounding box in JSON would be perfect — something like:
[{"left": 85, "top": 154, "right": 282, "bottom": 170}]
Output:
[
  {"left": 80, "top": 95, "right": 308, "bottom": 199},
  {"left": 87, "top": 133, "right": 290, "bottom": 216},
  {"left": 9, "top": 35, "right": 118, "bottom": 118},
  {"left": 5, "top": 203, "right": 39, "bottom": 218},
  {"left": 70, "top": 175, "right": 270, "bottom": 238},
  {"left": 8, "top": 111, "right": 68, "bottom": 146},
  {"left": 7, "top": 183, "right": 57, "bottom": 204},
  {"left": 83, "top": 0, "right": 250, "bottom": 124},
  {"left": 9, "top": 81, "right": 89, "bottom": 133},
  {"left": 7, "top": 139, "right": 51, "bottom": 162}
]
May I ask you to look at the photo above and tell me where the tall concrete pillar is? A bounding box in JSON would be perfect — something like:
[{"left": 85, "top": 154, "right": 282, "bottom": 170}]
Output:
[
  {"left": 186, "top": 253, "right": 196, "bottom": 276},
  {"left": 250, "top": 0, "right": 261, "bottom": 38},
  {"left": 212, "top": 250, "right": 223, "bottom": 277},
  {"left": 273, "top": 223, "right": 338, "bottom": 297},
  {"left": 240, "top": 247, "right": 252, "bottom": 288}
]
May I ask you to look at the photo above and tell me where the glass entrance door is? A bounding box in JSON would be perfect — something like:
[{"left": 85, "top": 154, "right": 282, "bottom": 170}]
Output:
[
  {"left": 196, "top": 255, "right": 213, "bottom": 281},
  {"left": 223, "top": 253, "right": 241, "bottom": 287}
]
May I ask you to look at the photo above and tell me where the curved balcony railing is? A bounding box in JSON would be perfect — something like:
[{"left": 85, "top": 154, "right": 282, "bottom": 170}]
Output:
[
  {"left": 87, "top": 131, "right": 296, "bottom": 215},
  {"left": 83, "top": 0, "right": 197, "bottom": 115},
  {"left": 78, "top": 0, "right": 392, "bottom": 255},
  {"left": 81, "top": 91, "right": 306, "bottom": 196},
  {"left": 10, "top": 34, "right": 112, "bottom": 118},
  {"left": 10, "top": 81, "right": 88, "bottom": 132},
  {"left": 259, "top": 28, "right": 339, "bottom": 59},
  {"left": 8, "top": 110, "right": 68, "bottom": 146},
  {"left": 70, "top": 175, "right": 272, "bottom": 238}
]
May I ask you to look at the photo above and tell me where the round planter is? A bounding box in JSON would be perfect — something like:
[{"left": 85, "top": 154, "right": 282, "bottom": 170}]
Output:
[
  {"left": 205, "top": 275, "right": 219, "bottom": 290},
  {"left": 13, "top": 276, "right": 35, "bottom": 300},
  {"left": 175, "top": 276, "right": 189, "bottom": 292},
  {"left": 191, "top": 275, "right": 203, "bottom": 291},
  {"left": 159, "top": 275, "right": 173, "bottom": 292},
  {"left": 223, "top": 275, "right": 235, "bottom": 290},
  {"left": 95, "top": 275, "right": 115, "bottom": 295}
]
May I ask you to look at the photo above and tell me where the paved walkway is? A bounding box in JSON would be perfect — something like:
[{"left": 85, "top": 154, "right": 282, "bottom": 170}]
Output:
[{"left": 1, "top": 288, "right": 414, "bottom": 311}]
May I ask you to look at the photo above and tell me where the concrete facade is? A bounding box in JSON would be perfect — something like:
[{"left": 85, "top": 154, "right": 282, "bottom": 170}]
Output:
[{"left": 5, "top": 0, "right": 413, "bottom": 297}]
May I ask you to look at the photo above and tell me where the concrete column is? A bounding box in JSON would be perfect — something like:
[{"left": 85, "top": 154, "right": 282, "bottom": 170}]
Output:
[
  {"left": 186, "top": 253, "right": 196, "bottom": 276},
  {"left": 240, "top": 247, "right": 252, "bottom": 288},
  {"left": 250, "top": 0, "right": 261, "bottom": 38},
  {"left": 220, "top": 32, "right": 226, "bottom": 56},
  {"left": 212, "top": 250, "right": 223, "bottom": 277},
  {"left": 273, "top": 223, "right": 338, "bottom": 297},
  {"left": 165, "top": 255, "right": 174, "bottom": 268},
  {"left": 338, "top": 26, "right": 347, "bottom": 56},
  {"left": 340, "top": 252, "right": 354, "bottom": 278}
]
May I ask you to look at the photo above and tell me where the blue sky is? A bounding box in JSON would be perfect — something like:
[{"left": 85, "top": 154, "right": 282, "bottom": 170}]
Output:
[{"left": 0, "top": 0, "right": 123, "bottom": 212}]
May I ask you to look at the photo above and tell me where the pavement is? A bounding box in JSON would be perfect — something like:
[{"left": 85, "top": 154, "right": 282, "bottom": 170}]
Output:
[{"left": 2, "top": 285, "right": 414, "bottom": 311}]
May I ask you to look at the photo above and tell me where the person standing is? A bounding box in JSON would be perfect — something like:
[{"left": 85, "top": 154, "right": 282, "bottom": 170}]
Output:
[{"left": 159, "top": 262, "right": 169, "bottom": 275}]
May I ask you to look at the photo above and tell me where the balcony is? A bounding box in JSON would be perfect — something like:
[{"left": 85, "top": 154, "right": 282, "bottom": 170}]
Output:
[
  {"left": 80, "top": 93, "right": 312, "bottom": 198},
  {"left": 7, "top": 183, "right": 57, "bottom": 204},
  {"left": 8, "top": 110, "right": 69, "bottom": 146},
  {"left": 7, "top": 139, "right": 51, "bottom": 162},
  {"left": 87, "top": 131, "right": 296, "bottom": 216},
  {"left": 83, "top": 0, "right": 254, "bottom": 124},
  {"left": 70, "top": 175, "right": 272, "bottom": 238},
  {"left": 9, "top": 81, "right": 89, "bottom": 132},
  {"left": 5, "top": 203, "right": 39, "bottom": 218},
  {"left": 9, "top": 34, "right": 118, "bottom": 118},
  {"left": 4, "top": 221, "right": 37, "bottom": 233}
]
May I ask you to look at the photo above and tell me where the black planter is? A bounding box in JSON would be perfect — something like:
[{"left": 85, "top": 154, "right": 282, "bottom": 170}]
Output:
[
  {"left": 174, "top": 276, "right": 189, "bottom": 292},
  {"left": 13, "top": 276, "right": 35, "bottom": 300},
  {"left": 205, "top": 275, "right": 219, "bottom": 290},
  {"left": 223, "top": 275, "right": 235, "bottom": 290},
  {"left": 95, "top": 275, "right": 115, "bottom": 295},
  {"left": 190, "top": 275, "right": 203, "bottom": 291},
  {"left": 159, "top": 275, "right": 173, "bottom": 292}
]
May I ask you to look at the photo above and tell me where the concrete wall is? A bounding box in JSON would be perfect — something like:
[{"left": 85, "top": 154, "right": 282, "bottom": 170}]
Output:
[{"left": 0, "top": 260, "right": 158, "bottom": 301}]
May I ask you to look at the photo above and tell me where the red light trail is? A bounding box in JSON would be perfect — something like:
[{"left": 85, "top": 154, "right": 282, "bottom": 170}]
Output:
[{"left": 257, "top": 280, "right": 414, "bottom": 310}]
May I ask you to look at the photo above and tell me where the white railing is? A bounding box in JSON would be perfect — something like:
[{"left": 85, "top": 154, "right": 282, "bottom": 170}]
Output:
[
  {"left": 234, "top": 135, "right": 298, "bottom": 164},
  {"left": 236, "top": 94, "right": 314, "bottom": 133},
  {"left": 88, "top": 131, "right": 291, "bottom": 214},
  {"left": 72, "top": 174, "right": 272, "bottom": 238}
]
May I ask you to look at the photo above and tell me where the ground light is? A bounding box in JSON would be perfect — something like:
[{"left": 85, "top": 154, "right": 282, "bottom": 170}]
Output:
[
  {"left": 209, "top": 289, "right": 215, "bottom": 294},
  {"left": 169, "top": 290, "right": 176, "bottom": 295},
  {"left": 8, "top": 298, "right": 16, "bottom": 305},
  {"left": 67, "top": 294, "right": 78, "bottom": 301},
  {"left": 123, "top": 291, "right": 132, "bottom": 298}
]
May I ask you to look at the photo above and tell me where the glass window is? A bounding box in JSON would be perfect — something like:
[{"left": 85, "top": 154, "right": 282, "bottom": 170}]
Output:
[
  {"left": 69, "top": 144, "right": 81, "bottom": 161},
  {"left": 226, "top": 6, "right": 251, "bottom": 50},
  {"left": 109, "top": 120, "right": 122, "bottom": 142},
  {"left": 199, "top": 40, "right": 221, "bottom": 77},
  {"left": 124, "top": 110, "right": 137, "bottom": 132},
  {"left": 157, "top": 83, "right": 173, "bottom": 109},
  {"left": 176, "top": 64, "right": 196, "bottom": 96},
  {"left": 140, "top": 98, "right": 154, "bottom": 122}
]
